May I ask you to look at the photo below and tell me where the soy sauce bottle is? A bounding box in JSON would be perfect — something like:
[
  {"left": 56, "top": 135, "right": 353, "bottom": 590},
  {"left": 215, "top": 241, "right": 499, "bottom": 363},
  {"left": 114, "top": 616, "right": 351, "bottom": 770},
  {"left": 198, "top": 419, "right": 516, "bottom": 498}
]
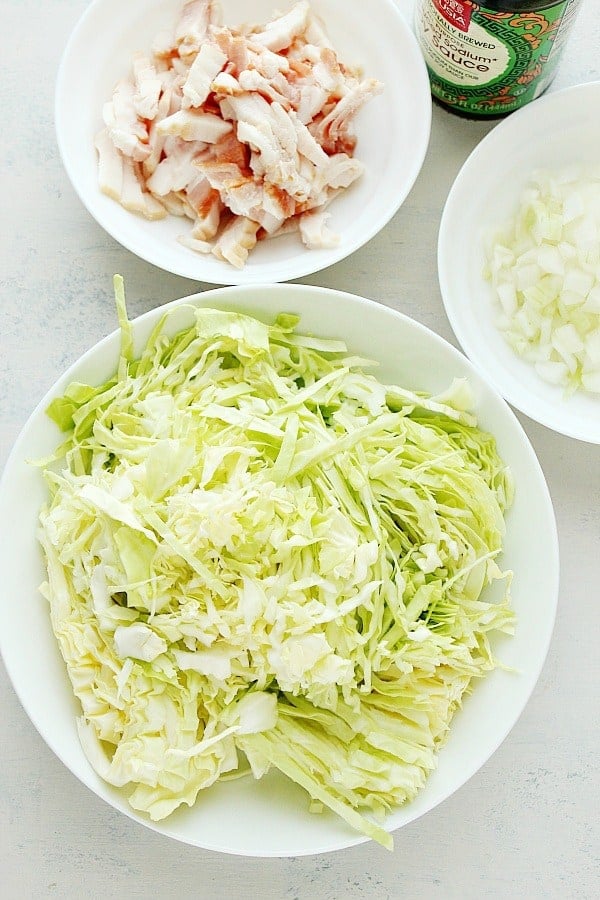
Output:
[{"left": 414, "top": 0, "right": 583, "bottom": 118}]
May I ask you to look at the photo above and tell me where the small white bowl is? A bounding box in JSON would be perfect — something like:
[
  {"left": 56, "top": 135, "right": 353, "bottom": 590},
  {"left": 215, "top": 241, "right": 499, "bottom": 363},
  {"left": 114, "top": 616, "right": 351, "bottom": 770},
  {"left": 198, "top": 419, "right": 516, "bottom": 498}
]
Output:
[
  {"left": 438, "top": 81, "right": 600, "bottom": 444},
  {"left": 0, "top": 283, "right": 558, "bottom": 856},
  {"left": 55, "top": 0, "right": 431, "bottom": 285}
]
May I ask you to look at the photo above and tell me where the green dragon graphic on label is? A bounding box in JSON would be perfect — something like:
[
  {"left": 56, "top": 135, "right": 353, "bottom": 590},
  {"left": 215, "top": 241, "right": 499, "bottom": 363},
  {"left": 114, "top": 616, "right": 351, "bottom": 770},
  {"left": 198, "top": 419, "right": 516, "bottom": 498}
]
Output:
[{"left": 415, "top": 0, "right": 582, "bottom": 116}]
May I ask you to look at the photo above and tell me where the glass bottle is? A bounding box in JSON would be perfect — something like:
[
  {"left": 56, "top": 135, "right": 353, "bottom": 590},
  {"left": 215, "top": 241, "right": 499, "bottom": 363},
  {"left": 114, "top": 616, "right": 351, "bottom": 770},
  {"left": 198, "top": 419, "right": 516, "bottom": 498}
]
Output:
[{"left": 414, "top": 0, "right": 584, "bottom": 118}]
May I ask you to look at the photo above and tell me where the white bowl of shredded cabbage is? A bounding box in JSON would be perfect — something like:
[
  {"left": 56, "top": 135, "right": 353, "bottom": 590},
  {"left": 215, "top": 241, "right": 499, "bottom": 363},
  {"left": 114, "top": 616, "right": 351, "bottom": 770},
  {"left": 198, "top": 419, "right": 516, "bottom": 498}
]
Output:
[
  {"left": 0, "top": 282, "right": 558, "bottom": 856},
  {"left": 439, "top": 81, "right": 600, "bottom": 444},
  {"left": 55, "top": 0, "right": 431, "bottom": 284}
]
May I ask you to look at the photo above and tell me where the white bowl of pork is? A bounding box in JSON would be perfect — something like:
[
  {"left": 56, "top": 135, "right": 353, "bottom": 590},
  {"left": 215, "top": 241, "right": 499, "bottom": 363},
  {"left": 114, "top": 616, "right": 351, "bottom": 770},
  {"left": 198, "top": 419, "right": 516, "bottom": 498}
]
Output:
[{"left": 56, "top": 0, "right": 431, "bottom": 284}]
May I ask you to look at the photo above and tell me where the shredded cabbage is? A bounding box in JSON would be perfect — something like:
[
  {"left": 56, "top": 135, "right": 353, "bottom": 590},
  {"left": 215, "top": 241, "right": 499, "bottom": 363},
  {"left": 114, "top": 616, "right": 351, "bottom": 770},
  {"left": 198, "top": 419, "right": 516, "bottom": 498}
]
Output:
[
  {"left": 484, "top": 165, "right": 600, "bottom": 394},
  {"left": 39, "top": 277, "right": 514, "bottom": 849}
]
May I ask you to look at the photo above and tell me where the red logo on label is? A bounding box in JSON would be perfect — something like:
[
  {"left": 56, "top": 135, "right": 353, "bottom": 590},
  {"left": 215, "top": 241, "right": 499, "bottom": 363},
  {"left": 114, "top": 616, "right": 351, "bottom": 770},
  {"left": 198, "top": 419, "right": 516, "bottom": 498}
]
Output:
[{"left": 433, "top": 0, "right": 475, "bottom": 33}]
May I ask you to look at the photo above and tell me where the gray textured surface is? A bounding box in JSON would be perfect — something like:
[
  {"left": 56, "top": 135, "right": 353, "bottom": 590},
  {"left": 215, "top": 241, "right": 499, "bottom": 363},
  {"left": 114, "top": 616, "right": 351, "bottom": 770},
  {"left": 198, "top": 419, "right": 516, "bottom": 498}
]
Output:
[{"left": 1, "top": 1, "right": 599, "bottom": 897}]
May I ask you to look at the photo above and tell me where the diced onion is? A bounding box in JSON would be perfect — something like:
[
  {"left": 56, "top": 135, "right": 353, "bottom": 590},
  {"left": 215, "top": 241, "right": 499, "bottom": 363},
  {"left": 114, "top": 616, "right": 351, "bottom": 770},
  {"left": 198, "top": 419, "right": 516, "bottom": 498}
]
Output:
[{"left": 484, "top": 166, "right": 600, "bottom": 395}]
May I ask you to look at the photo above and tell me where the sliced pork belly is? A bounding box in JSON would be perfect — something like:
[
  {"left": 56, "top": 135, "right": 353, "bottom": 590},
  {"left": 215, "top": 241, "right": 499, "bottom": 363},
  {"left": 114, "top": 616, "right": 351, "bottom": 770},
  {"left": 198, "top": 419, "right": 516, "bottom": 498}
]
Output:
[
  {"left": 182, "top": 43, "right": 227, "bottom": 108},
  {"left": 97, "top": 0, "right": 381, "bottom": 268},
  {"left": 212, "top": 216, "right": 260, "bottom": 268},
  {"left": 157, "top": 108, "right": 232, "bottom": 143},
  {"left": 249, "top": 1, "right": 310, "bottom": 52}
]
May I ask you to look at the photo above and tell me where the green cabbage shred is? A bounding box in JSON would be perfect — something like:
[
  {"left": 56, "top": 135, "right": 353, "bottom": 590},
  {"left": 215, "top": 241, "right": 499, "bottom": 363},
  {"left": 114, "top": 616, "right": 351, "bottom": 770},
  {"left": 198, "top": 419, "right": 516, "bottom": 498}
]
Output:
[{"left": 39, "top": 276, "right": 514, "bottom": 850}]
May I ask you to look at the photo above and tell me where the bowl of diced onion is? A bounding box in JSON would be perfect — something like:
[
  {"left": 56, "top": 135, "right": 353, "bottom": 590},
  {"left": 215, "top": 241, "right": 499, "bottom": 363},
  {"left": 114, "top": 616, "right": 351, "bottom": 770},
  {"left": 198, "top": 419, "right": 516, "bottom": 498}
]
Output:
[
  {"left": 438, "top": 80, "right": 600, "bottom": 444},
  {"left": 55, "top": 0, "right": 431, "bottom": 285}
]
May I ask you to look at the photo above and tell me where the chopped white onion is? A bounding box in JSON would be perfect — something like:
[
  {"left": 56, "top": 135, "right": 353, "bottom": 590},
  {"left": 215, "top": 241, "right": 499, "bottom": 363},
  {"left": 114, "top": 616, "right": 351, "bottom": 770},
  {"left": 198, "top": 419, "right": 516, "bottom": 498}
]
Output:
[{"left": 485, "top": 166, "right": 600, "bottom": 395}]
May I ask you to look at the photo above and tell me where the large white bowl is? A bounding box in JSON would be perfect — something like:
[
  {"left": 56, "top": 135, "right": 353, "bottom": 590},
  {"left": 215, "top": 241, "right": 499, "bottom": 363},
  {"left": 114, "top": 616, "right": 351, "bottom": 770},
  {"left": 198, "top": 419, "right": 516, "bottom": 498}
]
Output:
[
  {"left": 0, "top": 283, "right": 558, "bottom": 856},
  {"left": 55, "top": 0, "right": 431, "bottom": 285},
  {"left": 438, "top": 81, "right": 600, "bottom": 444}
]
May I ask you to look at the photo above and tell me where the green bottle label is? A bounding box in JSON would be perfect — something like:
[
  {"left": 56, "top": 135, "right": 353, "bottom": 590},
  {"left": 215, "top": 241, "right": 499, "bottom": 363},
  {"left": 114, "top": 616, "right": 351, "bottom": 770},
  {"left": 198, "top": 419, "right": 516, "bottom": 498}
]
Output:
[{"left": 415, "top": 0, "right": 580, "bottom": 116}]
